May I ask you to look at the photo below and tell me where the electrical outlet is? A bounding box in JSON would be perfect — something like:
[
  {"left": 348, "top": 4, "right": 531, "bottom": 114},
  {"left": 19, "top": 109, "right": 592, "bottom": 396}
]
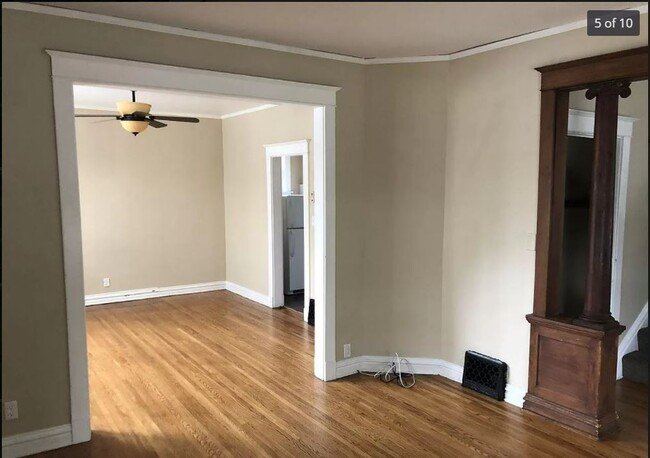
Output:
[
  {"left": 4, "top": 401, "right": 18, "bottom": 420},
  {"left": 343, "top": 343, "right": 351, "bottom": 358},
  {"left": 103, "top": 277, "right": 111, "bottom": 287}
]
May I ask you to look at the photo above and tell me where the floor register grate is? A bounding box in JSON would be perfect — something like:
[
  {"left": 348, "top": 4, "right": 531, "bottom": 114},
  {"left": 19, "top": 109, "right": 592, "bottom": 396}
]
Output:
[{"left": 462, "top": 351, "right": 507, "bottom": 401}]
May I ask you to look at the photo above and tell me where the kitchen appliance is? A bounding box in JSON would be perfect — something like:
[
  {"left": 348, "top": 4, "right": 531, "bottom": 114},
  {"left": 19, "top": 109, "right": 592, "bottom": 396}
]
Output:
[{"left": 283, "top": 195, "right": 304, "bottom": 295}]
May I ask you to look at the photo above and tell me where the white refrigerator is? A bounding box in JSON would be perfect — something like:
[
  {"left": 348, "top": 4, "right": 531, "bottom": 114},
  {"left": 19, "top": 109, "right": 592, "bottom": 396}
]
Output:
[{"left": 283, "top": 195, "right": 304, "bottom": 295}]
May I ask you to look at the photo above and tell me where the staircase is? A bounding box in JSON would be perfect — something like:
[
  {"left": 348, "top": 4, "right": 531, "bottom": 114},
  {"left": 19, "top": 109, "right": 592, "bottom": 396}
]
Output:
[{"left": 622, "top": 327, "right": 648, "bottom": 384}]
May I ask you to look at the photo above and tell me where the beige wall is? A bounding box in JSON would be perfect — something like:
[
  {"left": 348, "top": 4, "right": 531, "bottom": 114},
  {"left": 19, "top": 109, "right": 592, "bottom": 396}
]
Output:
[
  {"left": 2, "top": 9, "right": 366, "bottom": 436},
  {"left": 363, "top": 63, "right": 449, "bottom": 356},
  {"left": 568, "top": 81, "right": 649, "bottom": 339},
  {"left": 441, "top": 17, "right": 648, "bottom": 389},
  {"left": 75, "top": 113, "right": 226, "bottom": 295},
  {"left": 222, "top": 105, "right": 314, "bottom": 296}
]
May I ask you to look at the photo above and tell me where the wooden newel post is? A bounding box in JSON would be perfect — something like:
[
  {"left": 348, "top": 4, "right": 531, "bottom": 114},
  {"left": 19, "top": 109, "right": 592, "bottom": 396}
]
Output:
[{"left": 577, "top": 81, "right": 631, "bottom": 328}]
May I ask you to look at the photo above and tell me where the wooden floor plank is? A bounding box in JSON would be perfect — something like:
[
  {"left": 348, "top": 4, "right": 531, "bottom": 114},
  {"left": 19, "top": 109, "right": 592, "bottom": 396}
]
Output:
[{"left": 30, "top": 291, "right": 648, "bottom": 457}]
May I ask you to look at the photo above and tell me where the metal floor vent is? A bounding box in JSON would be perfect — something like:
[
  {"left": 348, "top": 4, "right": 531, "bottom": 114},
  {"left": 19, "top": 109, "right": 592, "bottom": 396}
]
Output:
[{"left": 462, "top": 351, "right": 507, "bottom": 401}]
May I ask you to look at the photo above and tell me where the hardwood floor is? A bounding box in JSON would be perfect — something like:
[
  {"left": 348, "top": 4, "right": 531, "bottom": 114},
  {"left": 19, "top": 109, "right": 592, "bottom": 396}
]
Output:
[{"left": 32, "top": 291, "right": 647, "bottom": 457}]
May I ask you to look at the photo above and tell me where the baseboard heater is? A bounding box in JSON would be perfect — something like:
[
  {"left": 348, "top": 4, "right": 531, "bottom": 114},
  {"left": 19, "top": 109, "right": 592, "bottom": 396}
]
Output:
[{"left": 462, "top": 351, "right": 507, "bottom": 401}]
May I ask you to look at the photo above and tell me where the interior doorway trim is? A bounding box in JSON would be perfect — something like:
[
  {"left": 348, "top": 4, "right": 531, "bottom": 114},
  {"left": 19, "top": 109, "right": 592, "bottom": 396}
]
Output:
[
  {"left": 567, "top": 108, "right": 637, "bottom": 323},
  {"left": 46, "top": 50, "right": 339, "bottom": 445},
  {"left": 265, "top": 139, "right": 311, "bottom": 319}
]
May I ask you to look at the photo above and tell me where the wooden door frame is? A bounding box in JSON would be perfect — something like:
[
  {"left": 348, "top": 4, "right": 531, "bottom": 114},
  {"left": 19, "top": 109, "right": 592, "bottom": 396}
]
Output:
[{"left": 532, "top": 46, "right": 648, "bottom": 319}]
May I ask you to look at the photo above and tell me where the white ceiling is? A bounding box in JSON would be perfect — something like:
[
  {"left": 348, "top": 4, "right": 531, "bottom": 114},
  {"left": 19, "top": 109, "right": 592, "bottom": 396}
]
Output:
[
  {"left": 36, "top": 2, "right": 645, "bottom": 59},
  {"left": 73, "top": 84, "right": 276, "bottom": 119}
]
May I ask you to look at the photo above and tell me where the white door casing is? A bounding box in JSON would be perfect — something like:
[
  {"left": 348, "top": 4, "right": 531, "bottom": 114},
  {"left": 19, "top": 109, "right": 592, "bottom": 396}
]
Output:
[
  {"left": 265, "top": 139, "right": 311, "bottom": 320},
  {"left": 47, "top": 50, "right": 339, "bottom": 444}
]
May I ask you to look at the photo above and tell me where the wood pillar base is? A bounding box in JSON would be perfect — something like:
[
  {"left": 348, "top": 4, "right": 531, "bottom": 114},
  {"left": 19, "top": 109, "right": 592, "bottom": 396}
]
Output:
[
  {"left": 524, "top": 393, "right": 620, "bottom": 437},
  {"left": 524, "top": 315, "right": 624, "bottom": 438}
]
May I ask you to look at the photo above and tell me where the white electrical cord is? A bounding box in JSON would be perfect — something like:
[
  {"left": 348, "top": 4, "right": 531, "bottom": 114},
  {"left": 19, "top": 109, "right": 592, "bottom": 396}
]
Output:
[{"left": 358, "top": 353, "right": 416, "bottom": 388}]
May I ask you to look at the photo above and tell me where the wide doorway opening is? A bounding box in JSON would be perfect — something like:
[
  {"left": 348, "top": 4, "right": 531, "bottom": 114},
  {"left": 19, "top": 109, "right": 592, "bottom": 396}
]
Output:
[{"left": 48, "top": 51, "right": 338, "bottom": 444}]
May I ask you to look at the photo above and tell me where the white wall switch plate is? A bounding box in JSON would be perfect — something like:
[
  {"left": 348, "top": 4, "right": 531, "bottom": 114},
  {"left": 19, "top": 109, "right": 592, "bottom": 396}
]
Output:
[
  {"left": 103, "top": 277, "right": 111, "bottom": 287},
  {"left": 4, "top": 400, "right": 18, "bottom": 420},
  {"left": 526, "top": 233, "right": 536, "bottom": 252},
  {"left": 343, "top": 344, "right": 351, "bottom": 358}
]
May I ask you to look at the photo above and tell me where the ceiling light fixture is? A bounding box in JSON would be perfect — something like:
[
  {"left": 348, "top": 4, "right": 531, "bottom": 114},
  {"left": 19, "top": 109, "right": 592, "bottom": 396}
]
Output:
[
  {"left": 75, "top": 90, "right": 200, "bottom": 136},
  {"left": 116, "top": 92, "right": 152, "bottom": 135}
]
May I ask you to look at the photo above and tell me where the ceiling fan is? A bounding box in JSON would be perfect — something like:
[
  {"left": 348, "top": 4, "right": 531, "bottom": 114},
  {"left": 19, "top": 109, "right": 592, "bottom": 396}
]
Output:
[{"left": 75, "top": 90, "right": 200, "bottom": 136}]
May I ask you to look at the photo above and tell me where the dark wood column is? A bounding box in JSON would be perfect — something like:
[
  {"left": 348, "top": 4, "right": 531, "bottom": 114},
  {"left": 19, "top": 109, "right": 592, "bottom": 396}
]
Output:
[{"left": 576, "top": 81, "right": 631, "bottom": 328}]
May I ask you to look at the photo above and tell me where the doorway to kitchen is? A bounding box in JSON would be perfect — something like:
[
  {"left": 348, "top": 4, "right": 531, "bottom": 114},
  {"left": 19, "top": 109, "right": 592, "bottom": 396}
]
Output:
[{"left": 266, "top": 140, "right": 311, "bottom": 321}]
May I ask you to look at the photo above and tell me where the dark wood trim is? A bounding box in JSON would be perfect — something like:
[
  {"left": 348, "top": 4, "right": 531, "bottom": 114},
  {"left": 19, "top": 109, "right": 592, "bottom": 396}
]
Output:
[
  {"left": 532, "top": 90, "right": 568, "bottom": 317},
  {"left": 526, "top": 314, "right": 605, "bottom": 338},
  {"left": 532, "top": 91, "right": 556, "bottom": 316},
  {"left": 525, "top": 315, "right": 624, "bottom": 438},
  {"left": 548, "top": 91, "right": 569, "bottom": 316},
  {"left": 524, "top": 393, "right": 619, "bottom": 437},
  {"left": 537, "top": 46, "right": 648, "bottom": 91},
  {"left": 532, "top": 47, "right": 648, "bottom": 320}
]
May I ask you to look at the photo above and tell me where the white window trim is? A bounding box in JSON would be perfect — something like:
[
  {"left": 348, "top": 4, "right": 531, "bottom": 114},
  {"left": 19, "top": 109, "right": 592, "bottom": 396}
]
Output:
[
  {"left": 567, "top": 108, "right": 637, "bottom": 324},
  {"left": 46, "top": 50, "right": 339, "bottom": 445}
]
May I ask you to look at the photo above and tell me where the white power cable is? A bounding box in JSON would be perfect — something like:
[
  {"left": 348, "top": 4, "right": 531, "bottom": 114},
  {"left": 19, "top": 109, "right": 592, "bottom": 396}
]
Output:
[{"left": 358, "top": 353, "right": 416, "bottom": 388}]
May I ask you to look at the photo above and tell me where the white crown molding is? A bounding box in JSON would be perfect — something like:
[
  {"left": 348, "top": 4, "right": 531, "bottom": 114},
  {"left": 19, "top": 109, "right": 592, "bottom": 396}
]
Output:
[
  {"left": 4, "top": 2, "right": 647, "bottom": 66},
  {"left": 336, "top": 356, "right": 526, "bottom": 408},
  {"left": 2, "top": 424, "right": 72, "bottom": 458},
  {"left": 367, "top": 55, "right": 452, "bottom": 64},
  {"left": 368, "top": 4, "right": 648, "bottom": 64},
  {"left": 220, "top": 104, "right": 277, "bottom": 119},
  {"left": 2, "top": 2, "right": 365, "bottom": 64}
]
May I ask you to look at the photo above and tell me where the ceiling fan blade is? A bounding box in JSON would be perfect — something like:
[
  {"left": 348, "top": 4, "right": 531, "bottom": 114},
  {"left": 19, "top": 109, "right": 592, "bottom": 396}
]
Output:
[
  {"left": 132, "top": 111, "right": 150, "bottom": 118},
  {"left": 148, "top": 119, "right": 168, "bottom": 128},
  {"left": 150, "top": 115, "right": 199, "bottom": 123},
  {"left": 75, "top": 114, "right": 120, "bottom": 118}
]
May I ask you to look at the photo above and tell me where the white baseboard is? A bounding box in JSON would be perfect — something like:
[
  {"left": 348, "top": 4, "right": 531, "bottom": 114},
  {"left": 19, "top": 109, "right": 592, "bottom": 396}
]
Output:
[
  {"left": 617, "top": 302, "right": 648, "bottom": 379},
  {"left": 504, "top": 384, "right": 527, "bottom": 408},
  {"left": 225, "top": 281, "right": 273, "bottom": 307},
  {"left": 84, "top": 280, "right": 274, "bottom": 309},
  {"left": 336, "top": 356, "right": 525, "bottom": 408},
  {"left": 85, "top": 281, "right": 226, "bottom": 306},
  {"left": 2, "top": 424, "right": 72, "bottom": 458}
]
